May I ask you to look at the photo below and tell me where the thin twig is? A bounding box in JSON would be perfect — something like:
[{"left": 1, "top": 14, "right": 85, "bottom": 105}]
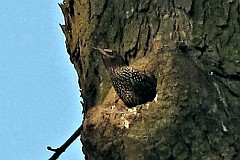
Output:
[{"left": 47, "top": 125, "right": 83, "bottom": 160}]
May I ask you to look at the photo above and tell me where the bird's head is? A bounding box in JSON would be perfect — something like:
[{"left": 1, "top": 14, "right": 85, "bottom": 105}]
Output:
[{"left": 93, "top": 47, "right": 126, "bottom": 69}]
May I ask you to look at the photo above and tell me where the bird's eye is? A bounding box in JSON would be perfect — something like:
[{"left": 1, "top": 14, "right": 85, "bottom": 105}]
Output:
[{"left": 107, "top": 52, "right": 113, "bottom": 56}]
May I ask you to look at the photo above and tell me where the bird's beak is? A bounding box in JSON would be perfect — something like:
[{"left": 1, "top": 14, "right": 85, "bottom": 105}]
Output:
[{"left": 93, "top": 47, "right": 113, "bottom": 57}]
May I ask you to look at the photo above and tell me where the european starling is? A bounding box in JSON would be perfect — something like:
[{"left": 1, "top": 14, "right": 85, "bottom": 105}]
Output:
[{"left": 94, "top": 47, "right": 157, "bottom": 107}]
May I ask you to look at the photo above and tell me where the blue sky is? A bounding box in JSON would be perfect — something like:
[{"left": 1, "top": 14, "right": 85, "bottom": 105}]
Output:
[{"left": 0, "top": 0, "right": 84, "bottom": 159}]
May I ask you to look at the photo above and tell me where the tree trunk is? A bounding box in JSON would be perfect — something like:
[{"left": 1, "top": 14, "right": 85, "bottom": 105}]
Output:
[{"left": 60, "top": 0, "right": 240, "bottom": 159}]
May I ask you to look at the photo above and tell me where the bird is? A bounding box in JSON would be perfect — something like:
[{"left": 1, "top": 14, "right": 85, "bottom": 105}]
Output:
[{"left": 93, "top": 47, "right": 157, "bottom": 107}]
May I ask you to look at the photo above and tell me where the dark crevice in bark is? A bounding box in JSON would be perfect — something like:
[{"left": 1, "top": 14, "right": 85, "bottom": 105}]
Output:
[
  {"left": 69, "top": 0, "right": 75, "bottom": 17},
  {"left": 188, "top": 0, "right": 195, "bottom": 15},
  {"left": 102, "top": 0, "right": 109, "bottom": 15},
  {"left": 96, "top": 0, "right": 109, "bottom": 23},
  {"left": 88, "top": 1, "right": 92, "bottom": 21},
  {"left": 211, "top": 71, "right": 240, "bottom": 98},
  {"left": 226, "top": 26, "right": 235, "bottom": 46},
  {"left": 70, "top": 37, "right": 81, "bottom": 63},
  {"left": 237, "top": 3, "right": 240, "bottom": 25},
  {"left": 138, "top": 0, "right": 152, "bottom": 13},
  {"left": 117, "top": 19, "right": 125, "bottom": 47},
  {"left": 202, "top": 2, "right": 208, "bottom": 27},
  {"left": 212, "top": 71, "right": 240, "bottom": 81},
  {"left": 144, "top": 18, "right": 151, "bottom": 56}
]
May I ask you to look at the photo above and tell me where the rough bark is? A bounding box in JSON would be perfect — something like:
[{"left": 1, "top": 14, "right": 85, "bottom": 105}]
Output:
[{"left": 60, "top": 0, "right": 240, "bottom": 159}]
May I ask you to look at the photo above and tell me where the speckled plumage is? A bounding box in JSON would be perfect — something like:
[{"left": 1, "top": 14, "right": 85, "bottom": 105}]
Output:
[{"left": 94, "top": 47, "right": 157, "bottom": 107}]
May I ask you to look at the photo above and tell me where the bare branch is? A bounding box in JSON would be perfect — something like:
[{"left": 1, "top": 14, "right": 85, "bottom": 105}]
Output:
[{"left": 47, "top": 125, "right": 83, "bottom": 160}]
